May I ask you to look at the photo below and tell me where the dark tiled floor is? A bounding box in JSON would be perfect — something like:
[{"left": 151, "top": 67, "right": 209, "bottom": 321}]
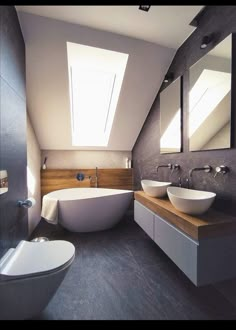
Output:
[{"left": 31, "top": 212, "right": 236, "bottom": 320}]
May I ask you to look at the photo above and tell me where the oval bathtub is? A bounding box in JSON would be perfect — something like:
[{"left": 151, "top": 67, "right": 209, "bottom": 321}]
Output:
[{"left": 42, "top": 188, "right": 133, "bottom": 232}]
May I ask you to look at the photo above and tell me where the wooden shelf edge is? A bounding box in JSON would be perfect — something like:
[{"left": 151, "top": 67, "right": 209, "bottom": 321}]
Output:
[{"left": 134, "top": 191, "right": 236, "bottom": 241}]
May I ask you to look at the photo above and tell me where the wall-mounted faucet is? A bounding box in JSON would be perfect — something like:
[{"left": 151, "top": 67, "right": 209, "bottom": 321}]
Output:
[
  {"left": 156, "top": 164, "right": 172, "bottom": 172},
  {"left": 189, "top": 165, "right": 212, "bottom": 178},
  {"left": 76, "top": 169, "right": 98, "bottom": 188},
  {"left": 157, "top": 164, "right": 180, "bottom": 173},
  {"left": 88, "top": 167, "right": 99, "bottom": 187},
  {"left": 156, "top": 164, "right": 181, "bottom": 181},
  {"left": 95, "top": 167, "right": 98, "bottom": 188},
  {"left": 214, "top": 165, "right": 229, "bottom": 178},
  {"left": 172, "top": 164, "right": 180, "bottom": 170}
]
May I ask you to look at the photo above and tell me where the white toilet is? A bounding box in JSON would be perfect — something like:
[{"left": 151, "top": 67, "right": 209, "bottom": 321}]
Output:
[{"left": 0, "top": 239, "right": 75, "bottom": 320}]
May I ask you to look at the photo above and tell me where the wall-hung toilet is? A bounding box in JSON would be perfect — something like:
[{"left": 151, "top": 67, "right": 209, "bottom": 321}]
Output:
[{"left": 0, "top": 240, "right": 75, "bottom": 320}]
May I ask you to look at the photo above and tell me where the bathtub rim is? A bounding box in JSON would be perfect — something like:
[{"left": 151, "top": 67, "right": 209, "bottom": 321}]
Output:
[{"left": 43, "top": 187, "right": 134, "bottom": 202}]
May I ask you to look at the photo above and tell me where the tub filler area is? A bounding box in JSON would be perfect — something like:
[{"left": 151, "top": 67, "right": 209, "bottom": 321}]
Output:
[{"left": 41, "top": 188, "right": 133, "bottom": 232}]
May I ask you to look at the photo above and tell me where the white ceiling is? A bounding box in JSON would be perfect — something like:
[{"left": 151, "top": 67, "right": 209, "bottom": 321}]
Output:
[
  {"left": 16, "top": 6, "right": 204, "bottom": 49},
  {"left": 15, "top": 6, "right": 204, "bottom": 151}
]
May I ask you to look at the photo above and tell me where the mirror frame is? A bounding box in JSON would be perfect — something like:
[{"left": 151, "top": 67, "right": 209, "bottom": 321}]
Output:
[{"left": 231, "top": 33, "right": 236, "bottom": 148}]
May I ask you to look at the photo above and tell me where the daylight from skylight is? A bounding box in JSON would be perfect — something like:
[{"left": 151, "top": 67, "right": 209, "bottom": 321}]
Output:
[
  {"left": 160, "top": 109, "right": 181, "bottom": 152},
  {"left": 67, "top": 42, "right": 129, "bottom": 147},
  {"left": 189, "top": 69, "right": 231, "bottom": 137}
]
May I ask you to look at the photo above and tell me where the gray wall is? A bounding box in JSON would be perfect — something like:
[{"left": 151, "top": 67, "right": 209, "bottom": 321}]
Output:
[
  {"left": 132, "top": 6, "right": 236, "bottom": 216},
  {"left": 41, "top": 150, "right": 132, "bottom": 169},
  {"left": 0, "top": 6, "right": 28, "bottom": 258}
]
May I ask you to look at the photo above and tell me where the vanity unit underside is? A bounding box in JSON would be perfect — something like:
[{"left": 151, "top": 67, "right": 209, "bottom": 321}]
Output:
[{"left": 134, "top": 191, "right": 236, "bottom": 286}]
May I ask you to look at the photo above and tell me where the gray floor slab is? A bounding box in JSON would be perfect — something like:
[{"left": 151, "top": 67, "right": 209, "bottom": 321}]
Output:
[{"left": 31, "top": 212, "right": 236, "bottom": 320}]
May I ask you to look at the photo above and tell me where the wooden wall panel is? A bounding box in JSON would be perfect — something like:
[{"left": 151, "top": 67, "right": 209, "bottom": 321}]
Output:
[
  {"left": 97, "top": 169, "right": 133, "bottom": 190},
  {"left": 41, "top": 169, "right": 133, "bottom": 197}
]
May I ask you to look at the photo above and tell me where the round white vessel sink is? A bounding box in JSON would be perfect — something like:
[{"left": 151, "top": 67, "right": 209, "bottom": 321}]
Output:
[
  {"left": 141, "top": 180, "right": 172, "bottom": 198},
  {"left": 167, "top": 187, "right": 216, "bottom": 215}
]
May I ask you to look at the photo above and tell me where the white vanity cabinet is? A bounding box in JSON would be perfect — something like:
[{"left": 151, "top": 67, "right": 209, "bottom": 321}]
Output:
[
  {"left": 134, "top": 199, "right": 236, "bottom": 286},
  {"left": 134, "top": 200, "right": 154, "bottom": 240},
  {"left": 153, "top": 212, "right": 198, "bottom": 285}
]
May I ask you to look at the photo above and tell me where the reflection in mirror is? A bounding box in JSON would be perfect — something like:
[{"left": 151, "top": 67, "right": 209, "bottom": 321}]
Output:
[
  {"left": 0, "top": 170, "right": 8, "bottom": 195},
  {"left": 160, "top": 77, "right": 181, "bottom": 153},
  {"left": 189, "top": 34, "right": 231, "bottom": 151}
]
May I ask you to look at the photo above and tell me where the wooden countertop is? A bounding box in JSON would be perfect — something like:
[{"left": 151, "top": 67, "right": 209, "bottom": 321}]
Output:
[{"left": 135, "top": 191, "right": 236, "bottom": 240}]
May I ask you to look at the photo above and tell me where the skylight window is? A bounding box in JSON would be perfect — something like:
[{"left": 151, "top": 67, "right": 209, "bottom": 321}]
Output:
[{"left": 67, "top": 42, "right": 129, "bottom": 147}]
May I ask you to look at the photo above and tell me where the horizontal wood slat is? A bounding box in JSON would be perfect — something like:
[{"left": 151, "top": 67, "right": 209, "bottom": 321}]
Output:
[{"left": 41, "top": 169, "right": 133, "bottom": 197}]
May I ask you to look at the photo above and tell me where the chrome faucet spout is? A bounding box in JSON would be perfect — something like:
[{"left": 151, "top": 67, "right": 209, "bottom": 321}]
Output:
[
  {"left": 95, "top": 167, "right": 98, "bottom": 188},
  {"left": 156, "top": 164, "right": 172, "bottom": 172},
  {"left": 189, "top": 165, "right": 212, "bottom": 178}
]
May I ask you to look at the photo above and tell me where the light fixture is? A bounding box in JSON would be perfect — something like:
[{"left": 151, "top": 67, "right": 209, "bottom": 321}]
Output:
[
  {"left": 139, "top": 5, "right": 151, "bottom": 12},
  {"left": 200, "top": 35, "right": 212, "bottom": 49},
  {"left": 164, "top": 72, "right": 174, "bottom": 83}
]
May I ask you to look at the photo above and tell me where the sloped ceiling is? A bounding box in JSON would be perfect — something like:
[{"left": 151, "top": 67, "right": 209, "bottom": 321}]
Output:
[
  {"left": 16, "top": 6, "right": 203, "bottom": 49},
  {"left": 16, "top": 7, "right": 202, "bottom": 151}
]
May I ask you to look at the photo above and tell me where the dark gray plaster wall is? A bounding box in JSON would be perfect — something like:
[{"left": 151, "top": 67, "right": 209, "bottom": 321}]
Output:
[
  {"left": 132, "top": 6, "right": 236, "bottom": 216},
  {"left": 0, "top": 6, "right": 28, "bottom": 258}
]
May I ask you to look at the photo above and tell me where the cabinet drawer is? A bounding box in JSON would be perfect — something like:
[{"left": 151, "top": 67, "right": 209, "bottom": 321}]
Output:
[
  {"left": 154, "top": 214, "right": 199, "bottom": 285},
  {"left": 134, "top": 201, "right": 154, "bottom": 240}
]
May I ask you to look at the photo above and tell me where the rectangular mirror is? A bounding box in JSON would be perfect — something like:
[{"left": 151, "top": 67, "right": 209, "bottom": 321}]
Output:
[
  {"left": 189, "top": 34, "right": 231, "bottom": 151},
  {"left": 160, "top": 76, "right": 182, "bottom": 153},
  {"left": 0, "top": 170, "right": 8, "bottom": 195}
]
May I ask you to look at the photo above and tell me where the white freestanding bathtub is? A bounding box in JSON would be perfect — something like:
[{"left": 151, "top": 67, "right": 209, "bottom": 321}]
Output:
[{"left": 42, "top": 188, "right": 133, "bottom": 232}]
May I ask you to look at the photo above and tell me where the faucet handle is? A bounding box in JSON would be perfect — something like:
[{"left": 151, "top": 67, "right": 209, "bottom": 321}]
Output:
[
  {"left": 214, "top": 165, "right": 229, "bottom": 178},
  {"left": 203, "top": 165, "right": 212, "bottom": 173},
  {"left": 172, "top": 164, "right": 180, "bottom": 170},
  {"left": 156, "top": 164, "right": 172, "bottom": 172}
]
